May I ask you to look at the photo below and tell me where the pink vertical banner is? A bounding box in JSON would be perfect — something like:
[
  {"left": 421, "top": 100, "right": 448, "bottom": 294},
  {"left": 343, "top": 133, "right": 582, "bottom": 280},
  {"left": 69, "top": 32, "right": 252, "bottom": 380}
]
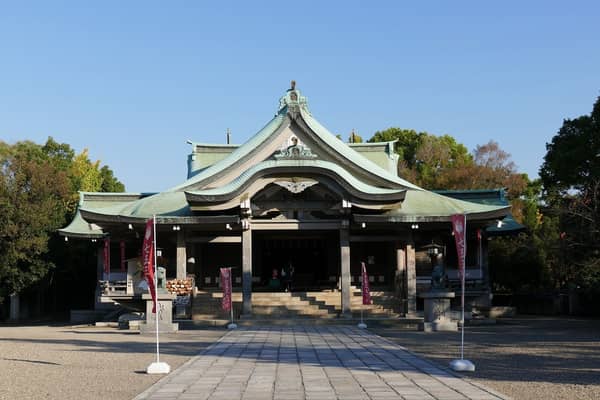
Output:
[
  {"left": 451, "top": 214, "right": 467, "bottom": 279},
  {"left": 103, "top": 238, "right": 110, "bottom": 275},
  {"left": 220, "top": 267, "right": 232, "bottom": 312},
  {"left": 361, "top": 262, "right": 372, "bottom": 305},
  {"left": 120, "top": 241, "right": 126, "bottom": 272}
]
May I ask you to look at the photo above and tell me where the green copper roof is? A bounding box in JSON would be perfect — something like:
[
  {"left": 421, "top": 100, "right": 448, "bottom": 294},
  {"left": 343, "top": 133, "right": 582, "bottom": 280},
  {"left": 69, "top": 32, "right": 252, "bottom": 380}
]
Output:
[
  {"left": 61, "top": 86, "right": 511, "bottom": 233},
  {"left": 185, "top": 159, "right": 406, "bottom": 201},
  {"left": 58, "top": 209, "right": 105, "bottom": 238},
  {"left": 435, "top": 189, "right": 525, "bottom": 233},
  {"left": 59, "top": 192, "right": 149, "bottom": 237},
  {"left": 348, "top": 141, "right": 398, "bottom": 174},
  {"left": 172, "top": 114, "right": 287, "bottom": 192},
  {"left": 300, "top": 109, "right": 422, "bottom": 190}
]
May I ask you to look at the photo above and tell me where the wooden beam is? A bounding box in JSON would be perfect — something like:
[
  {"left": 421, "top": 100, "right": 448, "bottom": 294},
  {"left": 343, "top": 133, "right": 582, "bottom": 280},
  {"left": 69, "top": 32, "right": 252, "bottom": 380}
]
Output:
[{"left": 187, "top": 236, "right": 242, "bottom": 243}]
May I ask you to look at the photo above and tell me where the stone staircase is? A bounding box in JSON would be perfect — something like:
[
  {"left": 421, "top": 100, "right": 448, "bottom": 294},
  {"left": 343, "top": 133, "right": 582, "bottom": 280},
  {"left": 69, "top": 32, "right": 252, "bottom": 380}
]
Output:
[{"left": 191, "top": 287, "right": 403, "bottom": 321}]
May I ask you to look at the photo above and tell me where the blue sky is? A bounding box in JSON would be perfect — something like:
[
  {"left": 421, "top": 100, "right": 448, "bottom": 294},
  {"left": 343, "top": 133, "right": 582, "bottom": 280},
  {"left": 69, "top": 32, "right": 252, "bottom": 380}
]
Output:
[{"left": 1, "top": 1, "right": 599, "bottom": 193}]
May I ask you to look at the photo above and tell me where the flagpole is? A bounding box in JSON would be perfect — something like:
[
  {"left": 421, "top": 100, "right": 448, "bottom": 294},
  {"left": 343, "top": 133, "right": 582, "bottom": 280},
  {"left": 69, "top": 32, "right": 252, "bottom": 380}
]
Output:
[
  {"left": 461, "top": 252, "right": 465, "bottom": 360},
  {"left": 450, "top": 213, "right": 475, "bottom": 372},
  {"left": 153, "top": 215, "right": 159, "bottom": 363},
  {"left": 146, "top": 215, "right": 170, "bottom": 374}
]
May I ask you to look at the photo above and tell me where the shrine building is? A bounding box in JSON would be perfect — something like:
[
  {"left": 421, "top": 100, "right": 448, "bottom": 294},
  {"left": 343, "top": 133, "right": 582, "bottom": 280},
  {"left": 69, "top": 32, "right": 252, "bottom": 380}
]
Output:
[{"left": 60, "top": 83, "right": 515, "bottom": 321}]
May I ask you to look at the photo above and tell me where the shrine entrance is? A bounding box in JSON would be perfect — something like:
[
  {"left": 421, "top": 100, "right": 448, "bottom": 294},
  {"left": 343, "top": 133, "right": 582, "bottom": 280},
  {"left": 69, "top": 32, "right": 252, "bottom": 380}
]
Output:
[{"left": 253, "top": 230, "right": 340, "bottom": 291}]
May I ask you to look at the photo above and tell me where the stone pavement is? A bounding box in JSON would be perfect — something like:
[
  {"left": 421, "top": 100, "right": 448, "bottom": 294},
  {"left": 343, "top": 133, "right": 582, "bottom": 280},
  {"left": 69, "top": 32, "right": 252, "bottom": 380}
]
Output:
[{"left": 134, "top": 326, "right": 509, "bottom": 400}]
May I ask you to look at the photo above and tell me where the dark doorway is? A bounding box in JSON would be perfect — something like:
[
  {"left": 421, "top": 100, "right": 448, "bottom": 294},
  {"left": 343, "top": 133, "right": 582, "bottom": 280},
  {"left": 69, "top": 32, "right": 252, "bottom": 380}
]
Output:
[{"left": 253, "top": 230, "right": 339, "bottom": 291}]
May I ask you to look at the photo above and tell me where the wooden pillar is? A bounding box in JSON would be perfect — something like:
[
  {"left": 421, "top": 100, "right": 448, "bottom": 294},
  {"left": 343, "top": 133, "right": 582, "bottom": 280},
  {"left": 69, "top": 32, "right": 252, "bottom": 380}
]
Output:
[
  {"left": 176, "top": 230, "right": 186, "bottom": 280},
  {"left": 242, "top": 226, "right": 253, "bottom": 316},
  {"left": 395, "top": 242, "right": 407, "bottom": 314},
  {"left": 96, "top": 247, "right": 104, "bottom": 280},
  {"left": 340, "top": 224, "right": 351, "bottom": 317},
  {"left": 406, "top": 239, "right": 417, "bottom": 316},
  {"left": 481, "top": 234, "right": 490, "bottom": 285},
  {"left": 188, "top": 243, "right": 199, "bottom": 286}
]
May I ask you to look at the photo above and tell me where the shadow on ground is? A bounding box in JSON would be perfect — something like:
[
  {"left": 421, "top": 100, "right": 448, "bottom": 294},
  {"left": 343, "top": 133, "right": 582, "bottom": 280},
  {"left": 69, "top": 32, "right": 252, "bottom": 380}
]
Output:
[{"left": 373, "top": 316, "right": 600, "bottom": 387}]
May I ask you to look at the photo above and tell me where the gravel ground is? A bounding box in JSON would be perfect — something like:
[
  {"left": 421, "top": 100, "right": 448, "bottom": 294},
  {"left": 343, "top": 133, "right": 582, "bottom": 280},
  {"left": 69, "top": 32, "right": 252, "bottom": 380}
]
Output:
[
  {"left": 372, "top": 316, "right": 600, "bottom": 400},
  {"left": 1, "top": 317, "right": 598, "bottom": 400},
  {"left": 0, "top": 324, "right": 224, "bottom": 400}
]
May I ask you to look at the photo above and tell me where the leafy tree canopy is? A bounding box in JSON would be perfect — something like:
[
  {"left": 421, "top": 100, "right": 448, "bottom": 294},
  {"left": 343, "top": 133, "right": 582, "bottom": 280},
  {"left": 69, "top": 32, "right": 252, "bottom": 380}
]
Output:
[
  {"left": 539, "top": 96, "right": 600, "bottom": 295},
  {"left": 540, "top": 96, "right": 600, "bottom": 194},
  {"left": 0, "top": 137, "right": 125, "bottom": 303},
  {"left": 368, "top": 128, "right": 526, "bottom": 198}
]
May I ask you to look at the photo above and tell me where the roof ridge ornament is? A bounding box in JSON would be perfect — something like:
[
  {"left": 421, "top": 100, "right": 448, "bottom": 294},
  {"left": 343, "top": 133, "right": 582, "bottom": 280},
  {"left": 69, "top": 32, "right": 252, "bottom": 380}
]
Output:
[
  {"left": 274, "top": 136, "right": 318, "bottom": 160},
  {"left": 278, "top": 80, "right": 310, "bottom": 118}
]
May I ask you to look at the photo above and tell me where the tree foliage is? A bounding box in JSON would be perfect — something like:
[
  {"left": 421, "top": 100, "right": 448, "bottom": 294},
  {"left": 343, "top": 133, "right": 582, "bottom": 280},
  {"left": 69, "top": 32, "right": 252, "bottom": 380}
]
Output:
[
  {"left": 540, "top": 96, "right": 600, "bottom": 194},
  {"left": 539, "top": 96, "right": 600, "bottom": 296},
  {"left": 0, "top": 137, "right": 125, "bottom": 305},
  {"left": 0, "top": 145, "right": 70, "bottom": 300},
  {"left": 369, "top": 127, "right": 539, "bottom": 293},
  {"left": 348, "top": 130, "right": 363, "bottom": 143},
  {"left": 368, "top": 128, "right": 526, "bottom": 199}
]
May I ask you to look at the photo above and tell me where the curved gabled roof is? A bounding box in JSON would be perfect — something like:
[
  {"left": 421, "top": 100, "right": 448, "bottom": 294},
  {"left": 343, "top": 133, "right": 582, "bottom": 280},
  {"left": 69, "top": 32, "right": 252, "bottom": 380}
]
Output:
[
  {"left": 300, "top": 110, "right": 421, "bottom": 190},
  {"left": 171, "top": 88, "right": 422, "bottom": 193},
  {"left": 60, "top": 86, "right": 511, "bottom": 233},
  {"left": 171, "top": 114, "right": 287, "bottom": 192},
  {"left": 185, "top": 159, "right": 406, "bottom": 203}
]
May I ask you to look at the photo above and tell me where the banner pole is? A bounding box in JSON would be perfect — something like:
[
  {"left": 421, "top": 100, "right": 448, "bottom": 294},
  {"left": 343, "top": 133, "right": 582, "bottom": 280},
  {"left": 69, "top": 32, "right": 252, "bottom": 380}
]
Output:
[
  {"left": 450, "top": 213, "right": 475, "bottom": 372},
  {"left": 153, "top": 215, "right": 159, "bottom": 364},
  {"left": 461, "top": 259, "right": 465, "bottom": 360},
  {"left": 145, "top": 216, "right": 170, "bottom": 375}
]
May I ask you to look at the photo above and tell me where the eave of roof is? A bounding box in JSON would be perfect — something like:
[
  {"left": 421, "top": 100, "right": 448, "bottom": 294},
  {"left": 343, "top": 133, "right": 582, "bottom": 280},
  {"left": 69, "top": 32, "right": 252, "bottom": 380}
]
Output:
[
  {"left": 185, "top": 159, "right": 406, "bottom": 203},
  {"left": 353, "top": 190, "right": 511, "bottom": 223}
]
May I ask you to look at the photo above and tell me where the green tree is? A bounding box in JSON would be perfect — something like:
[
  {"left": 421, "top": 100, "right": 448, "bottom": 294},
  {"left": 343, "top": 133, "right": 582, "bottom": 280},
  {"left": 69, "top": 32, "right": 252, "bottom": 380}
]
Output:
[
  {"left": 369, "top": 127, "right": 424, "bottom": 169},
  {"left": 0, "top": 137, "right": 125, "bottom": 313},
  {"left": 99, "top": 165, "right": 125, "bottom": 192},
  {"left": 540, "top": 96, "right": 600, "bottom": 297},
  {"left": 540, "top": 96, "right": 600, "bottom": 194},
  {"left": 0, "top": 143, "right": 70, "bottom": 304},
  {"left": 348, "top": 130, "right": 363, "bottom": 143},
  {"left": 368, "top": 129, "right": 526, "bottom": 199}
]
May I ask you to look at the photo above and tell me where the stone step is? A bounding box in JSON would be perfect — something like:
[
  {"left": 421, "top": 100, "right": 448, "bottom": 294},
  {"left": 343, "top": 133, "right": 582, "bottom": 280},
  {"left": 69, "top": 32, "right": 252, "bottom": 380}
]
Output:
[{"left": 191, "top": 290, "right": 402, "bottom": 320}]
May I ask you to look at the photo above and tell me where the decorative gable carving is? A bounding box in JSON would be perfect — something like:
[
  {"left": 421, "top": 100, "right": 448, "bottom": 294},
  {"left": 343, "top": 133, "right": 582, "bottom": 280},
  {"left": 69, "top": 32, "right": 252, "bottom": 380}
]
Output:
[
  {"left": 274, "top": 136, "right": 317, "bottom": 160},
  {"left": 274, "top": 179, "right": 318, "bottom": 194}
]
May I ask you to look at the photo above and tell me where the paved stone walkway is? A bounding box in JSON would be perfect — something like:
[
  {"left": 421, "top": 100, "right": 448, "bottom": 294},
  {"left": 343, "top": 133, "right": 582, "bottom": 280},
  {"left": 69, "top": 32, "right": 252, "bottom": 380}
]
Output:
[{"left": 134, "top": 327, "right": 509, "bottom": 400}]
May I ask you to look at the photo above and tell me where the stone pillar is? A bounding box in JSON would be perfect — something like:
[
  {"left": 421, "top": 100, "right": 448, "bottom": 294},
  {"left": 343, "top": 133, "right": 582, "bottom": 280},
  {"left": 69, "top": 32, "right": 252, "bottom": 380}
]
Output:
[
  {"left": 9, "top": 293, "right": 19, "bottom": 321},
  {"left": 406, "top": 240, "right": 417, "bottom": 316},
  {"left": 340, "top": 224, "right": 351, "bottom": 317},
  {"left": 140, "top": 292, "right": 178, "bottom": 333},
  {"left": 419, "top": 291, "right": 457, "bottom": 332},
  {"left": 395, "top": 242, "right": 406, "bottom": 313},
  {"left": 242, "top": 226, "right": 252, "bottom": 316},
  {"left": 176, "top": 230, "right": 186, "bottom": 280}
]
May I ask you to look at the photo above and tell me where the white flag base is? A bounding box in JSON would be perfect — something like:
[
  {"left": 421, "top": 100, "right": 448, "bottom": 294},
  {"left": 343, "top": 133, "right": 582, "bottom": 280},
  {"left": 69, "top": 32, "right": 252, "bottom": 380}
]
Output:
[
  {"left": 227, "top": 323, "right": 238, "bottom": 329},
  {"left": 449, "top": 359, "right": 475, "bottom": 372},
  {"left": 147, "top": 361, "right": 171, "bottom": 374},
  {"left": 357, "top": 322, "right": 367, "bottom": 329}
]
